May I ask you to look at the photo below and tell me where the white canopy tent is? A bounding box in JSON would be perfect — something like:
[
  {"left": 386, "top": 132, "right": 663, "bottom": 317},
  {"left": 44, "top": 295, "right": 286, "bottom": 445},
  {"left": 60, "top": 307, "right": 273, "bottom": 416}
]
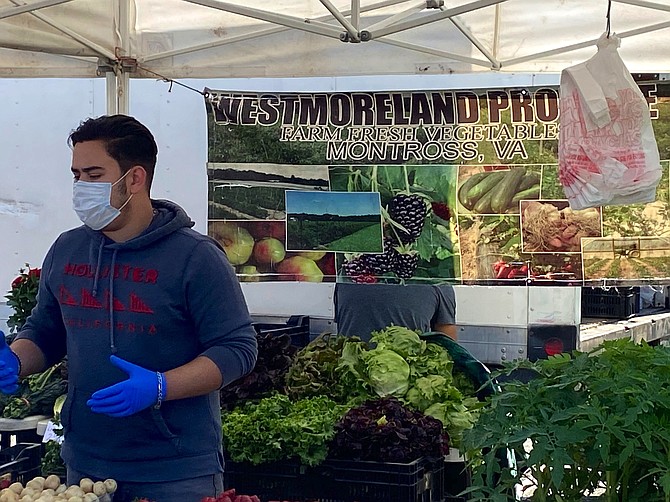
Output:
[{"left": 1, "top": 0, "right": 670, "bottom": 113}]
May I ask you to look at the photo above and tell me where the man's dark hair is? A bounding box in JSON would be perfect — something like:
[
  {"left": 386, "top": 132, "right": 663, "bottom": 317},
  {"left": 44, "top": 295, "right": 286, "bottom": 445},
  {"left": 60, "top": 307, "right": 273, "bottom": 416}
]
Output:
[{"left": 69, "top": 115, "right": 158, "bottom": 190}]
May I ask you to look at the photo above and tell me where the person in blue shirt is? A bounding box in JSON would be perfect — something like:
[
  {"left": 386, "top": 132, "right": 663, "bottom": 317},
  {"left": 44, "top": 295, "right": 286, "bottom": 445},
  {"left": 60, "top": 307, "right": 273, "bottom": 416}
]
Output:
[{"left": 0, "top": 115, "right": 258, "bottom": 502}]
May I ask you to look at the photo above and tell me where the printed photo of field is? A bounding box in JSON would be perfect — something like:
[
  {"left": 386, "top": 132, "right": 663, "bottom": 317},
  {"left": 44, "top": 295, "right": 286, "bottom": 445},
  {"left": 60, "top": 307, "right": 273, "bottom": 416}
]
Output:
[
  {"left": 285, "top": 191, "right": 383, "bottom": 253},
  {"left": 208, "top": 162, "right": 329, "bottom": 220},
  {"left": 582, "top": 236, "right": 670, "bottom": 283}
]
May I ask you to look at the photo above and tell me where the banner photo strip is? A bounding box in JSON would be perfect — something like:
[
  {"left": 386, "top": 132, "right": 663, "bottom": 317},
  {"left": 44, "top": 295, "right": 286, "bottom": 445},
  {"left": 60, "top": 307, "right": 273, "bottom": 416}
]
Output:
[{"left": 205, "top": 85, "right": 670, "bottom": 286}]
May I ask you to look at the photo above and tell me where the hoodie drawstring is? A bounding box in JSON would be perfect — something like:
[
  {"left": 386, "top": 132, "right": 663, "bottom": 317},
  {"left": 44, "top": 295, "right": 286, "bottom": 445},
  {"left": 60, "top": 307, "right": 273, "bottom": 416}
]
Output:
[
  {"left": 91, "top": 239, "right": 118, "bottom": 354},
  {"left": 109, "top": 249, "right": 118, "bottom": 354},
  {"left": 92, "top": 240, "right": 104, "bottom": 297}
]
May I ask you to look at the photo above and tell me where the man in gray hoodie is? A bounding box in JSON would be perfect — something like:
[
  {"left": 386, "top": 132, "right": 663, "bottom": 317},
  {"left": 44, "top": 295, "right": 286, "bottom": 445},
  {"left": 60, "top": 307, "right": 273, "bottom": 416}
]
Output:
[{"left": 0, "top": 115, "right": 258, "bottom": 502}]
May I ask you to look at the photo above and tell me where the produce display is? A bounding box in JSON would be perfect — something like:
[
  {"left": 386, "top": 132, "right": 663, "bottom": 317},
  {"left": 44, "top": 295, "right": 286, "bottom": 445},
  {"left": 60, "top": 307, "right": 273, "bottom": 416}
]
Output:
[
  {"left": 458, "top": 167, "right": 541, "bottom": 214},
  {"left": 285, "top": 333, "right": 368, "bottom": 404},
  {"left": 221, "top": 326, "right": 483, "bottom": 472},
  {"left": 221, "top": 394, "right": 349, "bottom": 466},
  {"left": 0, "top": 475, "right": 116, "bottom": 502},
  {"left": 200, "top": 489, "right": 260, "bottom": 502},
  {"left": 219, "top": 332, "right": 297, "bottom": 411},
  {"left": 329, "top": 396, "right": 448, "bottom": 463},
  {"left": 0, "top": 362, "right": 67, "bottom": 419}
]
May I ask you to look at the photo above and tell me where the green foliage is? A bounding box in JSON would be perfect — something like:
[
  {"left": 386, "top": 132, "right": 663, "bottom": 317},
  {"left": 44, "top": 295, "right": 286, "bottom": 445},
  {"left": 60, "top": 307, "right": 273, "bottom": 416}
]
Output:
[
  {"left": 4, "top": 265, "right": 40, "bottom": 335},
  {"left": 286, "top": 219, "right": 382, "bottom": 252},
  {"left": 221, "top": 394, "right": 349, "bottom": 466},
  {"left": 463, "top": 339, "right": 670, "bottom": 501},
  {"left": 337, "top": 326, "right": 483, "bottom": 447},
  {"left": 285, "top": 333, "right": 369, "bottom": 404}
]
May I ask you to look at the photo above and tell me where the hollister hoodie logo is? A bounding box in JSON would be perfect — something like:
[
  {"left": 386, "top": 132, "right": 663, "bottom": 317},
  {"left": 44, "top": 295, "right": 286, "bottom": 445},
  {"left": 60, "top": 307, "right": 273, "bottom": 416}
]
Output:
[{"left": 58, "top": 286, "right": 154, "bottom": 314}]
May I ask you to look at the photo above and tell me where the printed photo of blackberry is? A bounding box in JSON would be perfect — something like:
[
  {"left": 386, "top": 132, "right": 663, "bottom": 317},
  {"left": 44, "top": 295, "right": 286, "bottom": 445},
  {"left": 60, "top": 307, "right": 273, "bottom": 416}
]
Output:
[
  {"left": 392, "top": 250, "right": 419, "bottom": 279},
  {"left": 359, "top": 237, "right": 397, "bottom": 274},
  {"left": 388, "top": 194, "right": 429, "bottom": 244},
  {"left": 341, "top": 258, "right": 378, "bottom": 283}
]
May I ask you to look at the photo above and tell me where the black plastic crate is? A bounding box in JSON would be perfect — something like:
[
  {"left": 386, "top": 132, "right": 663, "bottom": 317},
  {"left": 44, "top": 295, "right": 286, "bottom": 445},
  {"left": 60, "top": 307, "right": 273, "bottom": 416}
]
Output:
[
  {"left": 253, "top": 315, "right": 311, "bottom": 348},
  {"left": 224, "top": 457, "right": 444, "bottom": 502},
  {"left": 581, "top": 287, "right": 640, "bottom": 319},
  {"left": 0, "top": 443, "right": 42, "bottom": 485}
]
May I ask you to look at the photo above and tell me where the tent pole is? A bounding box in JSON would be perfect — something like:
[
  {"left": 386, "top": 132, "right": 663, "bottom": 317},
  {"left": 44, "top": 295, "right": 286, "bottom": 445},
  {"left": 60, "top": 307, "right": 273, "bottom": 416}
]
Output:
[
  {"left": 0, "top": 0, "right": 73, "bottom": 21},
  {"left": 118, "top": 0, "right": 131, "bottom": 114},
  {"left": 146, "top": 0, "right": 407, "bottom": 62},
  {"left": 106, "top": 73, "right": 118, "bottom": 115}
]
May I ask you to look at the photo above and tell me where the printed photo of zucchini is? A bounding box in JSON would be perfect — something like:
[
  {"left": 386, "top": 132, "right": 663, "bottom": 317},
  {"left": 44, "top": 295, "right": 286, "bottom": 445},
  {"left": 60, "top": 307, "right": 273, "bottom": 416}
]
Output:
[{"left": 457, "top": 166, "right": 541, "bottom": 215}]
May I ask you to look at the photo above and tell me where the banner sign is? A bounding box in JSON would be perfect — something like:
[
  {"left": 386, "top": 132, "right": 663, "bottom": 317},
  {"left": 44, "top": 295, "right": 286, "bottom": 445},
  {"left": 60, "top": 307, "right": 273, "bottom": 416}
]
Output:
[{"left": 205, "top": 85, "right": 670, "bottom": 286}]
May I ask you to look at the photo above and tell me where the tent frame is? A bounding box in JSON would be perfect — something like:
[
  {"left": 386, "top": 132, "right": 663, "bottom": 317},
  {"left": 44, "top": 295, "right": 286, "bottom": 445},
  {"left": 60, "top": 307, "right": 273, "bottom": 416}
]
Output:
[{"left": 3, "top": 0, "right": 670, "bottom": 112}]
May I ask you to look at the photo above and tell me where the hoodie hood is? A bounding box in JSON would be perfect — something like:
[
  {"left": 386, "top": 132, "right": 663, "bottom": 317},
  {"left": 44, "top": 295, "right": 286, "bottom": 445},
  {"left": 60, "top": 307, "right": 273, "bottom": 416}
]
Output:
[
  {"left": 84, "top": 199, "right": 195, "bottom": 251},
  {"left": 84, "top": 199, "right": 195, "bottom": 353}
]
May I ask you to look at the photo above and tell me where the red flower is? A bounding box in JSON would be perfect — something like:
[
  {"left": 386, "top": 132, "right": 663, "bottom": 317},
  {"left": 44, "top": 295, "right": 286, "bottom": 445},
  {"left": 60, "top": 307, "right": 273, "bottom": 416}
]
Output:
[
  {"left": 11, "top": 276, "right": 24, "bottom": 289},
  {"left": 29, "top": 268, "right": 41, "bottom": 278}
]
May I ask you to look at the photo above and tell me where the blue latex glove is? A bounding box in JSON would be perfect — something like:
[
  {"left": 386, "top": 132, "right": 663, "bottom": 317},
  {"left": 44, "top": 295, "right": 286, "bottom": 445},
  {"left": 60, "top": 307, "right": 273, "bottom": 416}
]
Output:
[
  {"left": 87, "top": 355, "right": 164, "bottom": 418},
  {"left": 0, "top": 331, "right": 19, "bottom": 394}
]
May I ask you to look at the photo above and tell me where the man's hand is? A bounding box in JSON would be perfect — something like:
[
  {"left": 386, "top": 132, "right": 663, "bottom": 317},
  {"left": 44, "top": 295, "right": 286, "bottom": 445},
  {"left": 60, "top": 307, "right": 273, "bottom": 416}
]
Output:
[
  {"left": 87, "top": 355, "right": 165, "bottom": 418},
  {"left": 0, "top": 331, "right": 20, "bottom": 394}
]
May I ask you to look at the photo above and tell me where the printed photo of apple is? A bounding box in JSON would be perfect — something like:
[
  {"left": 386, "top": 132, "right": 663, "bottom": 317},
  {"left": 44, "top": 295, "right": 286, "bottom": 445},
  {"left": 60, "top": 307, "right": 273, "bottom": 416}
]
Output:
[{"left": 208, "top": 220, "right": 336, "bottom": 282}]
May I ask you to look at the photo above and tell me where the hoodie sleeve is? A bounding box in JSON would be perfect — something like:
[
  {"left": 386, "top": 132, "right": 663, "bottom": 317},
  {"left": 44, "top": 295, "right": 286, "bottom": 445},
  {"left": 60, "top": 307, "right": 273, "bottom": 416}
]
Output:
[
  {"left": 184, "top": 239, "right": 258, "bottom": 387},
  {"left": 15, "top": 238, "right": 68, "bottom": 367}
]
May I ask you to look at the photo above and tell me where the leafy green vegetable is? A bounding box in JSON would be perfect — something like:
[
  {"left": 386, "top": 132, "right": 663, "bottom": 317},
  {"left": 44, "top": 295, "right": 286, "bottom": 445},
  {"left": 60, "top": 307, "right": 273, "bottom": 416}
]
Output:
[
  {"left": 370, "top": 325, "right": 425, "bottom": 358},
  {"left": 329, "top": 396, "right": 448, "bottom": 463},
  {"left": 285, "top": 333, "right": 368, "bottom": 404},
  {"left": 463, "top": 339, "right": 670, "bottom": 501},
  {"left": 221, "top": 394, "right": 349, "bottom": 466},
  {"left": 3, "top": 361, "right": 67, "bottom": 419},
  {"left": 364, "top": 349, "right": 411, "bottom": 397},
  {"left": 220, "top": 332, "right": 298, "bottom": 410},
  {"left": 333, "top": 326, "right": 482, "bottom": 447}
]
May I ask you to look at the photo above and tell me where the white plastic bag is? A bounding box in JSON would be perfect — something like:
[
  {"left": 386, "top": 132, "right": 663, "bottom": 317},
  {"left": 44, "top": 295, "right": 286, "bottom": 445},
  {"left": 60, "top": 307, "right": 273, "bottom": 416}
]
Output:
[{"left": 558, "top": 33, "right": 662, "bottom": 209}]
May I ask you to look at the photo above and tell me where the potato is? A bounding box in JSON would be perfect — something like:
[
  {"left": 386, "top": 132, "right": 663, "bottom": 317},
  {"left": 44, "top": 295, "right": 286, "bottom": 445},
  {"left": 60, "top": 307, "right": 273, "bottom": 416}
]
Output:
[
  {"left": 25, "top": 480, "right": 42, "bottom": 493},
  {"left": 63, "top": 486, "right": 84, "bottom": 499},
  {"left": 9, "top": 484, "right": 23, "bottom": 495},
  {"left": 19, "top": 487, "right": 37, "bottom": 498},
  {"left": 54, "top": 486, "right": 66, "bottom": 496},
  {"left": 102, "top": 480, "right": 116, "bottom": 495},
  {"left": 82, "top": 494, "right": 98, "bottom": 502},
  {"left": 78, "top": 479, "right": 93, "bottom": 495},
  {"left": 91, "top": 483, "right": 105, "bottom": 498},
  {"left": 0, "top": 489, "right": 19, "bottom": 502},
  {"left": 42, "top": 476, "right": 60, "bottom": 492},
  {"left": 69, "top": 498, "right": 83, "bottom": 502}
]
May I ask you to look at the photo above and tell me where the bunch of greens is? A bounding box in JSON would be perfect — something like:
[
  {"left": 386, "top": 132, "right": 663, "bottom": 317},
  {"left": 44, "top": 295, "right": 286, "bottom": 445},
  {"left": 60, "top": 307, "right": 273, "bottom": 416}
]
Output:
[
  {"left": 285, "top": 333, "right": 369, "bottom": 404},
  {"left": 3, "top": 361, "right": 67, "bottom": 419},
  {"left": 463, "top": 339, "right": 670, "bottom": 502},
  {"left": 329, "top": 396, "right": 448, "bottom": 463},
  {"left": 220, "top": 332, "right": 298, "bottom": 410},
  {"left": 337, "top": 326, "right": 483, "bottom": 446},
  {"left": 221, "top": 394, "right": 349, "bottom": 466}
]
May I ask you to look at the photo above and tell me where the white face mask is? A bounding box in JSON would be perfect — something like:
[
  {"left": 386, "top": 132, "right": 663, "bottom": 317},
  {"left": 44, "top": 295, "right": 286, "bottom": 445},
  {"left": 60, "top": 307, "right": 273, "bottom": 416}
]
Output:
[{"left": 72, "top": 170, "right": 133, "bottom": 230}]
